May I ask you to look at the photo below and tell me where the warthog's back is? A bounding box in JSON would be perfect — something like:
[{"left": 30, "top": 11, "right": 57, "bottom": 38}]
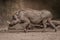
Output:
[
  {"left": 40, "top": 10, "right": 53, "bottom": 19},
  {"left": 19, "top": 9, "right": 53, "bottom": 24}
]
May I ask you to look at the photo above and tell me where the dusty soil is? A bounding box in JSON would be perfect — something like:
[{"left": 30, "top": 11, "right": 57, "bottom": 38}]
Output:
[
  {"left": 0, "top": 23, "right": 60, "bottom": 40},
  {"left": 0, "top": 31, "right": 60, "bottom": 40}
]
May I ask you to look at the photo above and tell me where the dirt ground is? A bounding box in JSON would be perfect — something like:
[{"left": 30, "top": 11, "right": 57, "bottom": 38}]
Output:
[{"left": 0, "top": 31, "right": 60, "bottom": 40}]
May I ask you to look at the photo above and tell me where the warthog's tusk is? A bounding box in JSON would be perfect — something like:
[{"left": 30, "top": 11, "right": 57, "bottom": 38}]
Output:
[{"left": 7, "top": 21, "right": 10, "bottom": 24}]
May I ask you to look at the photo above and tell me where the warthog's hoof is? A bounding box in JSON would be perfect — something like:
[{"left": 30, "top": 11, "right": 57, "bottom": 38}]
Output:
[
  {"left": 42, "top": 30, "right": 46, "bottom": 32},
  {"left": 24, "top": 29, "right": 28, "bottom": 33},
  {"left": 55, "top": 29, "right": 57, "bottom": 32}
]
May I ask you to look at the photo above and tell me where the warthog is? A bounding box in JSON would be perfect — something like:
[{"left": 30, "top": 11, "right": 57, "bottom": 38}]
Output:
[{"left": 7, "top": 9, "right": 57, "bottom": 32}]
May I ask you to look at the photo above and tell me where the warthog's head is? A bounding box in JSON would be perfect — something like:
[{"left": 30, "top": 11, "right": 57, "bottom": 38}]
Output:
[
  {"left": 7, "top": 10, "right": 28, "bottom": 28},
  {"left": 7, "top": 10, "right": 21, "bottom": 27}
]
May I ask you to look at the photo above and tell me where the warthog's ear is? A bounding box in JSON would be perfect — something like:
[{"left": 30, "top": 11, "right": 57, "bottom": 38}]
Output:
[{"left": 7, "top": 21, "right": 10, "bottom": 24}]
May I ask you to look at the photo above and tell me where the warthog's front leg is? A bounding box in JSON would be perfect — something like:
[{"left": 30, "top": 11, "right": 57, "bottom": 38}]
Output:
[
  {"left": 21, "top": 17, "right": 30, "bottom": 32},
  {"left": 42, "top": 19, "right": 47, "bottom": 32}
]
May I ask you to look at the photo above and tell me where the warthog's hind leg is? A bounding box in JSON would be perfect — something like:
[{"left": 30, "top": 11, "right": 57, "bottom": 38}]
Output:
[{"left": 48, "top": 18, "right": 57, "bottom": 32}]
